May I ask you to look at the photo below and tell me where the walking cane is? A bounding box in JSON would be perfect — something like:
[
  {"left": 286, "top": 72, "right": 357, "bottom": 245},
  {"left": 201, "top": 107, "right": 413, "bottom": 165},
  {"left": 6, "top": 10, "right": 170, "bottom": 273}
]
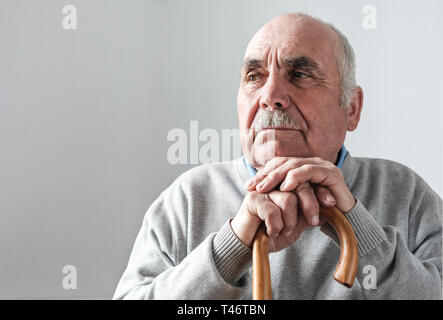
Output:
[{"left": 252, "top": 206, "right": 359, "bottom": 300}]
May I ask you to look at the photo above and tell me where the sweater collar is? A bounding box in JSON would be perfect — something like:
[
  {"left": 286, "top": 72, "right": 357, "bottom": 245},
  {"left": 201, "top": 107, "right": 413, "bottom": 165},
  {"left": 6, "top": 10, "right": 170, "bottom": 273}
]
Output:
[
  {"left": 239, "top": 145, "right": 356, "bottom": 189},
  {"left": 243, "top": 144, "right": 348, "bottom": 177}
]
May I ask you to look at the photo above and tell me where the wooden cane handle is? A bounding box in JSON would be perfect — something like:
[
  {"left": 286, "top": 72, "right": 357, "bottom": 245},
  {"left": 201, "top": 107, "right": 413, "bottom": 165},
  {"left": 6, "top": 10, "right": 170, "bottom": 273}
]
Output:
[
  {"left": 319, "top": 206, "right": 359, "bottom": 288},
  {"left": 252, "top": 206, "right": 359, "bottom": 300}
]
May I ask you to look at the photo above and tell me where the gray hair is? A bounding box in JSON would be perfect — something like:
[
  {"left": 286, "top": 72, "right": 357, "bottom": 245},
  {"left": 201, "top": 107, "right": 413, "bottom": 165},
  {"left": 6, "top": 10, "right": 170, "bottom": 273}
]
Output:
[{"left": 326, "top": 23, "right": 357, "bottom": 108}]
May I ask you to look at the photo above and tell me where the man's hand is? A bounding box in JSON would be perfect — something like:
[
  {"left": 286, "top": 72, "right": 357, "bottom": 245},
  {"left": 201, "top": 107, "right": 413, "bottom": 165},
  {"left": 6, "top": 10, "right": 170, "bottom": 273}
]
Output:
[
  {"left": 231, "top": 190, "right": 312, "bottom": 252},
  {"left": 246, "top": 157, "right": 356, "bottom": 223},
  {"left": 231, "top": 157, "right": 356, "bottom": 252}
]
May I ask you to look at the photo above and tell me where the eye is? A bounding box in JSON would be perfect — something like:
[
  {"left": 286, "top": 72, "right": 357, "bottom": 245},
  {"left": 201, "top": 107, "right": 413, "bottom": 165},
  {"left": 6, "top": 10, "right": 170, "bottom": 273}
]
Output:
[
  {"left": 291, "top": 71, "right": 309, "bottom": 79},
  {"left": 247, "top": 73, "right": 258, "bottom": 82}
]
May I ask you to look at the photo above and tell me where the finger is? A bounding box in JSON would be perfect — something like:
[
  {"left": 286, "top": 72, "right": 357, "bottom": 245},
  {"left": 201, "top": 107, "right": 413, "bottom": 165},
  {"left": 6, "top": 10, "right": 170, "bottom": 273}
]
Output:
[
  {"left": 254, "top": 195, "right": 284, "bottom": 238},
  {"left": 245, "top": 157, "right": 288, "bottom": 191},
  {"left": 268, "top": 190, "right": 298, "bottom": 237},
  {"left": 313, "top": 185, "right": 336, "bottom": 208},
  {"left": 279, "top": 164, "right": 338, "bottom": 192},
  {"left": 255, "top": 157, "right": 325, "bottom": 193},
  {"left": 294, "top": 182, "right": 320, "bottom": 226},
  {"left": 279, "top": 164, "right": 354, "bottom": 212}
]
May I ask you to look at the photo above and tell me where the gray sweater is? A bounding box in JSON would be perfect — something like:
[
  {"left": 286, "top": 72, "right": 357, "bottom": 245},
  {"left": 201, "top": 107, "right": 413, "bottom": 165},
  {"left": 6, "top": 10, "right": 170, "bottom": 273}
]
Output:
[{"left": 113, "top": 151, "right": 442, "bottom": 299}]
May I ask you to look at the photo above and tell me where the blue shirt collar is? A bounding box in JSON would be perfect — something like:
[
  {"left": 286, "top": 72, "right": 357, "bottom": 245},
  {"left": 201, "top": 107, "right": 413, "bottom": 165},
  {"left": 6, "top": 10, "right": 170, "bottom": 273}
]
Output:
[{"left": 243, "top": 145, "right": 348, "bottom": 178}]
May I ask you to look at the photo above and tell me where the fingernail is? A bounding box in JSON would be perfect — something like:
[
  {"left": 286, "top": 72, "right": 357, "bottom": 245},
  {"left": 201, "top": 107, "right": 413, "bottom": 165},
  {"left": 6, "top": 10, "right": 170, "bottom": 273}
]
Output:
[
  {"left": 325, "top": 194, "right": 335, "bottom": 203},
  {"left": 257, "top": 181, "right": 265, "bottom": 190},
  {"left": 285, "top": 230, "right": 293, "bottom": 237},
  {"left": 280, "top": 181, "right": 286, "bottom": 190},
  {"left": 311, "top": 215, "right": 319, "bottom": 226},
  {"left": 245, "top": 179, "right": 254, "bottom": 188}
]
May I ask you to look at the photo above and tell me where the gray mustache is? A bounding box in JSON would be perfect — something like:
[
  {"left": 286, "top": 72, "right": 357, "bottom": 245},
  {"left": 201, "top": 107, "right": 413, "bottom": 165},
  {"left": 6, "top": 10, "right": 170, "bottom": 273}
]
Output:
[{"left": 251, "top": 108, "right": 303, "bottom": 132}]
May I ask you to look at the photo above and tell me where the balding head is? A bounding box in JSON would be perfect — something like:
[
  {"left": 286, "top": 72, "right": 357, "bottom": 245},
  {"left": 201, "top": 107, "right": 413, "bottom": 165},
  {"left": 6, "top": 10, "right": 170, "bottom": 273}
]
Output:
[
  {"left": 246, "top": 13, "right": 356, "bottom": 107},
  {"left": 246, "top": 13, "right": 339, "bottom": 53}
]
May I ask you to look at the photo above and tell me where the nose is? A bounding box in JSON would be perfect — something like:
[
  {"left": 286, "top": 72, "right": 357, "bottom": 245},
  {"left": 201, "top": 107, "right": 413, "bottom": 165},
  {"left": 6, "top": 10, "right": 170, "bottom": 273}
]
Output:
[{"left": 259, "top": 74, "right": 290, "bottom": 111}]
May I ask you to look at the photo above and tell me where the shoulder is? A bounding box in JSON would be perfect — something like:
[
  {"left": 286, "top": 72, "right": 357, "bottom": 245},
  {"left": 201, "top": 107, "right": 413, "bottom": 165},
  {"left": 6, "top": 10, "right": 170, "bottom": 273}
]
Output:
[
  {"left": 349, "top": 155, "right": 440, "bottom": 206},
  {"left": 174, "top": 159, "right": 239, "bottom": 188},
  {"left": 352, "top": 156, "right": 418, "bottom": 179},
  {"left": 179, "top": 159, "right": 239, "bottom": 183},
  {"left": 160, "top": 159, "right": 242, "bottom": 201}
]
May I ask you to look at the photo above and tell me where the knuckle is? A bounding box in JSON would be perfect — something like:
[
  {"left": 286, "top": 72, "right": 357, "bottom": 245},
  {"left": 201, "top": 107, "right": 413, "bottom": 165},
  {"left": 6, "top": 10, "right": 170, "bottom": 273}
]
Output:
[
  {"left": 328, "top": 164, "right": 340, "bottom": 176},
  {"left": 326, "top": 161, "right": 336, "bottom": 169},
  {"left": 267, "top": 171, "right": 279, "bottom": 180},
  {"left": 288, "top": 158, "right": 301, "bottom": 167},
  {"left": 335, "top": 168, "right": 344, "bottom": 179},
  {"left": 264, "top": 203, "right": 280, "bottom": 217},
  {"left": 283, "top": 193, "right": 297, "bottom": 208},
  {"left": 285, "top": 169, "right": 297, "bottom": 182},
  {"left": 268, "top": 190, "right": 279, "bottom": 197},
  {"left": 268, "top": 221, "right": 283, "bottom": 235},
  {"left": 284, "top": 219, "right": 297, "bottom": 230},
  {"left": 267, "top": 157, "right": 281, "bottom": 168},
  {"left": 256, "top": 170, "right": 267, "bottom": 178},
  {"left": 281, "top": 198, "right": 292, "bottom": 210},
  {"left": 247, "top": 191, "right": 266, "bottom": 206},
  {"left": 295, "top": 181, "right": 310, "bottom": 192}
]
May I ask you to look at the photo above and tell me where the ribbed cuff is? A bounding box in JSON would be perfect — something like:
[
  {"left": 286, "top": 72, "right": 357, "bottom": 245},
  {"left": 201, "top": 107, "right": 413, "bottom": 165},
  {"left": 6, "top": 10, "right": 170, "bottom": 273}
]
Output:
[
  {"left": 212, "top": 219, "right": 252, "bottom": 285},
  {"left": 344, "top": 198, "right": 387, "bottom": 256},
  {"left": 320, "top": 198, "right": 387, "bottom": 256}
]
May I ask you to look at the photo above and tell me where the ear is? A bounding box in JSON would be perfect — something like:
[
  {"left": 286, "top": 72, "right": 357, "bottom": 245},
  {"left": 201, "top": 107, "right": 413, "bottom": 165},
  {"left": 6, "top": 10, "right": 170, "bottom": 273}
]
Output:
[{"left": 346, "top": 86, "right": 363, "bottom": 132}]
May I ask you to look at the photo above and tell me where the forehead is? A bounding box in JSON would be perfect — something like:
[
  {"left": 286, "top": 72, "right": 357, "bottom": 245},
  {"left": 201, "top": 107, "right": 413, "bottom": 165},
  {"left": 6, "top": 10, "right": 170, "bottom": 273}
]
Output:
[{"left": 243, "top": 17, "right": 339, "bottom": 71}]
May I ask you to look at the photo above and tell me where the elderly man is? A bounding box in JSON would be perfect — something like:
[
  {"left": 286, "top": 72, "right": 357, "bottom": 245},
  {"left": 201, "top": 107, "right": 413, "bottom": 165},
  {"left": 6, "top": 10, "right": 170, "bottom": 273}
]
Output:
[{"left": 113, "top": 13, "right": 442, "bottom": 299}]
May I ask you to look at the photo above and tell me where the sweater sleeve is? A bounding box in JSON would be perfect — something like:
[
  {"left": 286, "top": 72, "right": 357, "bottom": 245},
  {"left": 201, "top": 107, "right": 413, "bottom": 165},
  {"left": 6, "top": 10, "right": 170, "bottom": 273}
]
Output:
[
  {"left": 212, "top": 219, "right": 252, "bottom": 285},
  {"left": 112, "top": 185, "right": 249, "bottom": 300},
  {"left": 321, "top": 188, "right": 442, "bottom": 299}
]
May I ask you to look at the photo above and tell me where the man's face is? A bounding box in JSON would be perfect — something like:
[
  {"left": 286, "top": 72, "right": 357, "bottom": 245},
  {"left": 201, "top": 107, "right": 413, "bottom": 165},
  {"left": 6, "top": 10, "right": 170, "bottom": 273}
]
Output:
[{"left": 238, "top": 15, "right": 355, "bottom": 169}]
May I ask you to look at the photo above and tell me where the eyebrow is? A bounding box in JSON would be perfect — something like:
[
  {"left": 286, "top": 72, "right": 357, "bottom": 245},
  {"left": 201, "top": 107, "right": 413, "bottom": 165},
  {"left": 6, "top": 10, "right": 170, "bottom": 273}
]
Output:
[
  {"left": 242, "top": 58, "right": 263, "bottom": 70},
  {"left": 283, "top": 56, "right": 319, "bottom": 70},
  {"left": 241, "top": 55, "right": 326, "bottom": 79},
  {"left": 284, "top": 56, "right": 327, "bottom": 79}
]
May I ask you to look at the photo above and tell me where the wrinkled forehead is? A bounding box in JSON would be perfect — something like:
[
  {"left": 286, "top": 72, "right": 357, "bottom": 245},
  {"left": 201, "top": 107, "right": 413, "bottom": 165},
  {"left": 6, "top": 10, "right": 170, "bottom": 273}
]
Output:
[{"left": 243, "top": 17, "right": 339, "bottom": 72}]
